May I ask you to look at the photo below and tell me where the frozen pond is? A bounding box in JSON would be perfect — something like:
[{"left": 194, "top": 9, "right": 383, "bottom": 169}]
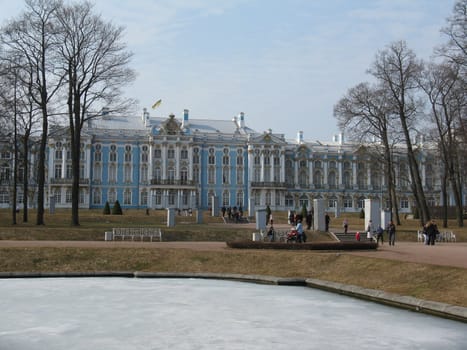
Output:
[{"left": 1, "top": 278, "right": 466, "bottom": 349}]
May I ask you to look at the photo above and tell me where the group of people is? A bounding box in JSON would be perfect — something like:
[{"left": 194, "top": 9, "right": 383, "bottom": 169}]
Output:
[
  {"left": 422, "top": 220, "right": 440, "bottom": 245},
  {"left": 221, "top": 206, "right": 244, "bottom": 222},
  {"left": 352, "top": 219, "right": 396, "bottom": 245}
]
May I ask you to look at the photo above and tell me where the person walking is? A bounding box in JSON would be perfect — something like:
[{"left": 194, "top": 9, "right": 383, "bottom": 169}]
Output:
[
  {"left": 325, "top": 213, "right": 330, "bottom": 232},
  {"left": 375, "top": 225, "right": 384, "bottom": 245},
  {"left": 425, "top": 220, "right": 439, "bottom": 246},
  {"left": 387, "top": 221, "right": 396, "bottom": 246},
  {"left": 343, "top": 218, "right": 348, "bottom": 234},
  {"left": 366, "top": 220, "right": 373, "bottom": 241},
  {"left": 296, "top": 220, "right": 304, "bottom": 243}
]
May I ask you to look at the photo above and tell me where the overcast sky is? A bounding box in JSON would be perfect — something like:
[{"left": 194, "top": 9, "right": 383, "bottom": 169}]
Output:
[{"left": 0, "top": 0, "right": 457, "bottom": 141}]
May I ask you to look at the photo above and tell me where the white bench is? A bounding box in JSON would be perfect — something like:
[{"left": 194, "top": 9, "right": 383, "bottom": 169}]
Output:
[{"left": 107, "top": 228, "right": 162, "bottom": 242}]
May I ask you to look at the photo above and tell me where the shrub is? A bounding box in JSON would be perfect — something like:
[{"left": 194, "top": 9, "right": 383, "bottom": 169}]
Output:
[
  {"left": 103, "top": 201, "right": 111, "bottom": 215},
  {"left": 112, "top": 200, "right": 123, "bottom": 215}
]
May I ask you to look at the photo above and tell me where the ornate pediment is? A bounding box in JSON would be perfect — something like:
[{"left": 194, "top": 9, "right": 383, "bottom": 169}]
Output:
[
  {"left": 159, "top": 115, "right": 183, "bottom": 135},
  {"left": 249, "top": 132, "right": 287, "bottom": 145}
]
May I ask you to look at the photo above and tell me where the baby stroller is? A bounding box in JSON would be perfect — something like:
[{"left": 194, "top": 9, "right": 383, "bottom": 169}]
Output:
[{"left": 286, "top": 229, "right": 306, "bottom": 243}]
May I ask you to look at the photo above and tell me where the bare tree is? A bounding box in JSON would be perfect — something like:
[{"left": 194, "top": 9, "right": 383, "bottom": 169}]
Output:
[
  {"left": 0, "top": 0, "right": 64, "bottom": 225},
  {"left": 420, "top": 61, "right": 465, "bottom": 227},
  {"left": 56, "top": 1, "right": 135, "bottom": 226},
  {"left": 334, "top": 82, "right": 402, "bottom": 224},
  {"left": 440, "top": 0, "right": 467, "bottom": 69},
  {"left": 368, "top": 41, "right": 431, "bottom": 225}
]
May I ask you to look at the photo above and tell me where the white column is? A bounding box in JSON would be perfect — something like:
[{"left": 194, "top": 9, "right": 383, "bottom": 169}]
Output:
[
  {"left": 162, "top": 143, "right": 167, "bottom": 180},
  {"left": 280, "top": 152, "right": 285, "bottom": 183},
  {"left": 175, "top": 143, "right": 180, "bottom": 180},
  {"left": 188, "top": 146, "right": 193, "bottom": 180},
  {"left": 260, "top": 151, "right": 265, "bottom": 182},
  {"left": 148, "top": 142, "right": 154, "bottom": 180},
  {"left": 85, "top": 144, "right": 91, "bottom": 179},
  {"left": 323, "top": 158, "right": 328, "bottom": 185},
  {"left": 61, "top": 148, "right": 66, "bottom": 178},
  {"left": 338, "top": 159, "right": 343, "bottom": 188},
  {"left": 367, "top": 165, "right": 371, "bottom": 188},
  {"left": 352, "top": 157, "right": 357, "bottom": 188}
]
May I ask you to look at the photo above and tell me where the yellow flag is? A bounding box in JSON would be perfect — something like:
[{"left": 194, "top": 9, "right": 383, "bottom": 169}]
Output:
[{"left": 151, "top": 99, "right": 162, "bottom": 109}]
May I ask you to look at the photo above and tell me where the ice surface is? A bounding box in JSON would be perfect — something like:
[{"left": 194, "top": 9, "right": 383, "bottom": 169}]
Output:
[{"left": 0, "top": 278, "right": 466, "bottom": 349}]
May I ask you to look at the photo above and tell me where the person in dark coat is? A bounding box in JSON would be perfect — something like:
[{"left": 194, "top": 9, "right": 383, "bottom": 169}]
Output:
[
  {"left": 387, "top": 221, "right": 396, "bottom": 246},
  {"left": 425, "top": 220, "right": 439, "bottom": 246}
]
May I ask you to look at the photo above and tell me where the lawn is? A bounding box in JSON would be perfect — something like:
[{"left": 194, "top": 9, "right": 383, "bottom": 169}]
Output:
[{"left": 1, "top": 209, "right": 466, "bottom": 308}]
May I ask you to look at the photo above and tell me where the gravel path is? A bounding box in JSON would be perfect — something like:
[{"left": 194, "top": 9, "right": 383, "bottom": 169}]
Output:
[{"left": 0, "top": 239, "right": 466, "bottom": 268}]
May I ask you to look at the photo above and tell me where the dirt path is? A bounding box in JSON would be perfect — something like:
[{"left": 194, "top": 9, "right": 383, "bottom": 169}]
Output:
[{"left": 1, "top": 240, "right": 466, "bottom": 269}]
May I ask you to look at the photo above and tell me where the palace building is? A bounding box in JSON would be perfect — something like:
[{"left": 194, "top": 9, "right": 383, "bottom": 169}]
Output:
[{"left": 0, "top": 108, "right": 455, "bottom": 213}]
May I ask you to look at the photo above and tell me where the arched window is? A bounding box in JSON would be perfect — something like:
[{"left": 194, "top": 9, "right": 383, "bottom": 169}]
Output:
[
  {"left": 328, "top": 171, "right": 336, "bottom": 188},
  {"left": 313, "top": 170, "right": 322, "bottom": 188}
]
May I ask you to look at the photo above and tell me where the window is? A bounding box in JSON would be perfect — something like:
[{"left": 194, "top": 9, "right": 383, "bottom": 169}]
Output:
[
  {"left": 155, "top": 190, "right": 162, "bottom": 205},
  {"left": 94, "top": 151, "right": 102, "bottom": 162},
  {"left": 141, "top": 165, "right": 148, "bottom": 183},
  {"left": 93, "top": 189, "right": 101, "bottom": 205},
  {"left": 141, "top": 146, "right": 149, "bottom": 163},
  {"left": 313, "top": 170, "right": 322, "bottom": 188},
  {"left": 53, "top": 188, "right": 61, "bottom": 204},
  {"left": 180, "top": 167, "right": 188, "bottom": 184},
  {"left": 328, "top": 197, "right": 337, "bottom": 208},
  {"left": 0, "top": 190, "right": 9, "bottom": 204},
  {"left": 54, "top": 164, "right": 62, "bottom": 179},
  {"left": 400, "top": 198, "right": 409, "bottom": 209},
  {"left": 222, "top": 190, "right": 229, "bottom": 206},
  {"left": 168, "top": 167, "right": 175, "bottom": 183},
  {"left": 254, "top": 168, "right": 260, "bottom": 182},
  {"left": 223, "top": 155, "right": 229, "bottom": 165},
  {"left": 124, "top": 164, "right": 132, "bottom": 182},
  {"left": 328, "top": 171, "right": 336, "bottom": 188},
  {"left": 265, "top": 191, "right": 271, "bottom": 206},
  {"left": 109, "top": 164, "right": 117, "bottom": 183},
  {"left": 124, "top": 189, "right": 132, "bottom": 205},
  {"left": 154, "top": 148, "right": 161, "bottom": 158},
  {"left": 298, "top": 170, "right": 308, "bottom": 187},
  {"left": 79, "top": 189, "right": 85, "bottom": 204},
  {"left": 66, "top": 164, "right": 72, "bottom": 179},
  {"left": 180, "top": 149, "right": 188, "bottom": 159},
  {"left": 168, "top": 190, "right": 176, "bottom": 206},
  {"left": 93, "top": 163, "right": 102, "bottom": 181},
  {"left": 55, "top": 149, "right": 63, "bottom": 160},
  {"left": 193, "top": 166, "right": 200, "bottom": 183},
  {"left": 285, "top": 195, "right": 294, "bottom": 208},
  {"left": 236, "top": 190, "right": 244, "bottom": 207},
  {"left": 236, "top": 167, "right": 243, "bottom": 185},
  {"left": 222, "top": 167, "right": 229, "bottom": 184},
  {"left": 254, "top": 191, "right": 260, "bottom": 206},
  {"left": 154, "top": 167, "right": 161, "bottom": 182},
  {"left": 1, "top": 152, "right": 10, "bottom": 159},
  {"left": 236, "top": 156, "right": 243, "bottom": 166},
  {"left": 66, "top": 189, "right": 72, "bottom": 203},
  {"left": 167, "top": 149, "right": 175, "bottom": 159},
  {"left": 124, "top": 145, "right": 132, "bottom": 162},
  {"left": 208, "top": 167, "right": 215, "bottom": 184},
  {"left": 140, "top": 190, "right": 148, "bottom": 206},
  {"left": 109, "top": 145, "right": 117, "bottom": 162},
  {"left": 343, "top": 171, "right": 351, "bottom": 188},
  {"left": 193, "top": 148, "right": 199, "bottom": 164},
  {"left": 0, "top": 165, "right": 10, "bottom": 181},
  {"left": 344, "top": 197, "right": 353, "bottom": 208},
  {"left": 254, "top": 156, "right": 260, "bottom": 165}
]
